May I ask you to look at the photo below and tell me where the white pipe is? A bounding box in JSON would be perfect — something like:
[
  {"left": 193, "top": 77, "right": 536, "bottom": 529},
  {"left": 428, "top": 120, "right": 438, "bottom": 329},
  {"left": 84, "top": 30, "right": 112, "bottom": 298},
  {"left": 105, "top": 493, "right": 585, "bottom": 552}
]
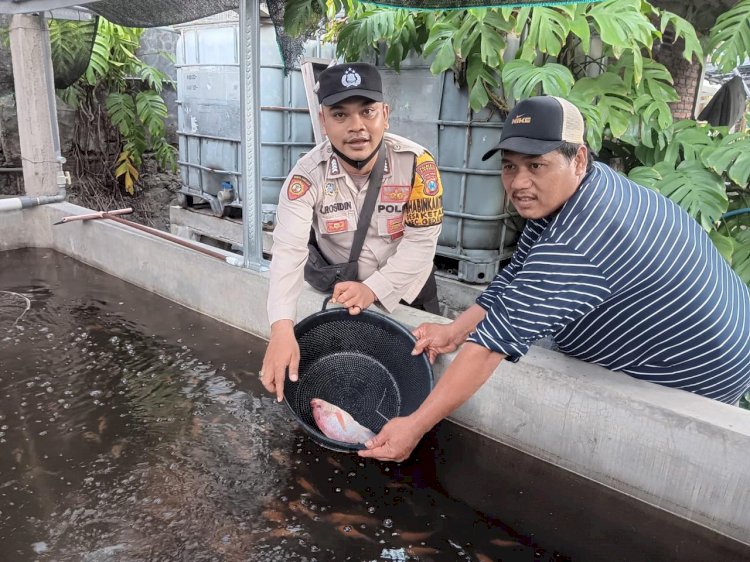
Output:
[{"left": 0, "top": 191, "right": 65, "bottom": 213}]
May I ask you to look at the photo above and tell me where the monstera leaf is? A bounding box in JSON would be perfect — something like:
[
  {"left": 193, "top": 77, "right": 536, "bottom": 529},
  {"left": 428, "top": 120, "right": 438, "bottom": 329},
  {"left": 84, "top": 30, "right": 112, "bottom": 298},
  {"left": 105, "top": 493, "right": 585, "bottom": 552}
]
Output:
[
  {"left": 708, "top": 230, "right": 735, "bottom": 265},
  {"left": 569, "top": 5, "right": 591, "bottom": 54},
  {"left": 731, "top": 229, "right": 750, "bottom": 285},
  {"left": 571, "top": 72, "right": 633, "bottom": 138},
  {"left": 423, "top": 22, "right": 458, "bottom": 74},
  {"left": 105, "top": 92, "right": 137, "bottom": 137},
  {"left": 587, "top": 0, "right": 655, "bottom": 58},
  {"left": 660, "top": 10, "right": 703, "bottom": 63},
  {"left": 706, "top": 0, "right": 750, "bottom": 73},
  {"left": 628, "top": 165, "right": 663, "bottom": 189},
  {"left": 84, "top": 27, "right": 112, "bottom": 85},
  {"left": 575, "top": 101, "right": 604, "bottom": 152},
  {"left": 283, "top": 0, "right": 329, "bottom": 36},
  {"left": 660, "top": 121, "right": 717, "bottom": 168},
  {"left": 702, "top": 133, "right": 750, "bottom": 188},
  {"left": 501, "top": 59, "right": 574, "bottom": 100},
  {"left": 519, "top": 6, "right": 576, "bottom": 61},
  {"left": 655, "top": 161, "right": 729, "bottom": 231},
  {"left": 465, "top": 53, "right": 500, "bottom": 111},
  {"left": 135, "top": 91, "right": 168, "bottom": 138}
]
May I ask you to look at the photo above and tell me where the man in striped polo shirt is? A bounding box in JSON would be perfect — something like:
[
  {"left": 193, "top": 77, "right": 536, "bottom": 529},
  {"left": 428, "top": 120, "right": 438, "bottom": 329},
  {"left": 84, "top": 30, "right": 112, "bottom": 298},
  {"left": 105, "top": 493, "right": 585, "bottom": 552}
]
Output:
[{"left": 359, "top": 95, "right": 750, "bottom": 463}]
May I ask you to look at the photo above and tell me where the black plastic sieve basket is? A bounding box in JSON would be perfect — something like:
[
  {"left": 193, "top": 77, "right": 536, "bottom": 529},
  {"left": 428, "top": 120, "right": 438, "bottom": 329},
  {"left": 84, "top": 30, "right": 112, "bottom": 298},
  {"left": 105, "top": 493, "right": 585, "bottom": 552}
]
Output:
[{"left": 284, "top": 298, "right": 434, "bottom": 452}]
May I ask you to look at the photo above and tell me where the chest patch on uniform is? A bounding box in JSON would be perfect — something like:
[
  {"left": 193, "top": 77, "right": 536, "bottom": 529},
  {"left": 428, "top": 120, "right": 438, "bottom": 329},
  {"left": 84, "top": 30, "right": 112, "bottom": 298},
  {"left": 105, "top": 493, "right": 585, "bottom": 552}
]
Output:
[
  {"left": 325, "top": 218, "right": 349, "bottom": 233},
  {"left": 387, "top": 217, "right": 403, "bottom": 234},
  {"left": 405, "top": 152, "right": 444, "bottom": 227},
  {"left": 324, "top": 182, "right": 337, "bottom": 196},
  {"left": 381, "top": 185, "right": 410, "bottom": 203},
  {"left": 287, "top": 175, "right": 311, "bottom": 200}
]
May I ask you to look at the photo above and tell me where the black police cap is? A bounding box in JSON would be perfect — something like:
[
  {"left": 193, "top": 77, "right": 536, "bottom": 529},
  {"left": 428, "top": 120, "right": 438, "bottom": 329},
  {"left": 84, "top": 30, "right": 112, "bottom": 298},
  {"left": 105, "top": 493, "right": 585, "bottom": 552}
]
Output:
[{"left": 317, "top": 62, "right": 383, "bottom": 106}]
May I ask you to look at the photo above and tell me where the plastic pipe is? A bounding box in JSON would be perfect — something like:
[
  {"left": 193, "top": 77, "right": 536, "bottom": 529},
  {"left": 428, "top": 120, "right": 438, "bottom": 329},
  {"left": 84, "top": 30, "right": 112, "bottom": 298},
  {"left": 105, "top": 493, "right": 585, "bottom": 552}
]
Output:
[
  {"left": 53, "top": 207, "right": 133, "bottom": 225},
  {"left": 721, "top": 208, "right": 750, "bottom": 220},
  {"left": 0, "top": 192, "right": 65, "bottom": 213}
]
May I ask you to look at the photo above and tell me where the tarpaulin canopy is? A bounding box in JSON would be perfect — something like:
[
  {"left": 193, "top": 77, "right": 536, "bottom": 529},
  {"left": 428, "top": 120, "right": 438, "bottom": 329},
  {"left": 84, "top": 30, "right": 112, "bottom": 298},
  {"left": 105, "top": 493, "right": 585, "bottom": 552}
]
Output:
[
  {"left": 0, "top": 0, "right": 240, "bottom": 26},
  {"left": 0, "top": 0, "right": 602, "bottom": 22},
  {"left": 1, "top": 0, "right": 601, "bottom": 94},
  {"left": 368, "top": 0, "right": 601, "bottom": 6}
]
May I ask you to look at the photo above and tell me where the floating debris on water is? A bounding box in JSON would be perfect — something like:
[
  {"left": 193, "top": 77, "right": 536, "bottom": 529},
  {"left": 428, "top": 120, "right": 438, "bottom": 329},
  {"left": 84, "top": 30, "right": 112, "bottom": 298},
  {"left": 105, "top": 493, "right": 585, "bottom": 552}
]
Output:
[{"left": 380, "top": 547, "right": 407, "bottom": 561}]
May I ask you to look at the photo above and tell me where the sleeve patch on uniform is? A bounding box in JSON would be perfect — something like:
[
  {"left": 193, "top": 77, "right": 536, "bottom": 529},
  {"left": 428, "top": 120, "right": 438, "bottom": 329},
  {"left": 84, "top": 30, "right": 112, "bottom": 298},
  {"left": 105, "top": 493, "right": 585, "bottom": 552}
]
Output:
[
  {"left": 325, "top": 218, "right": 348, "bottom": 233},
  {"left": 381, "top": 185, "right": 410, "bottom": 203},
  {"left": 287, "top": 175, "right": 312, "bottom": 200},
  {"left": 405, "top": 152, "right": 444, "bottom": 227},
  {"left": 415, "top": 158, "right": 440, "bottom": 196}
]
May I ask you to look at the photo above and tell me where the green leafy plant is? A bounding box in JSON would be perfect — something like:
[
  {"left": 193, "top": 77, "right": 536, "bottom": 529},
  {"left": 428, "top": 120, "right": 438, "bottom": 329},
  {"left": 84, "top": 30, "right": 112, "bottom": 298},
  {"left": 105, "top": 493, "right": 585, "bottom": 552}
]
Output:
[
  {"left": 332, "top": 5, "right": 429, "bottom": 70},
  {"left": 740, "top": 390, "right": 750, "bottom": 410},
  {"left": 628, "top": 121, "right": 750, "bottom": 284},
  {"left": 282, "top": 0, "right": 750, "bottom": 284},
  {"left": 51, "top": 17, "right": 175, "bottom": 195},
  {"left": 640, "top": 160, "right": 728, "bottom": 231},
  {"left": 707, "top": 0, "right": 750, "bottom": 73}
]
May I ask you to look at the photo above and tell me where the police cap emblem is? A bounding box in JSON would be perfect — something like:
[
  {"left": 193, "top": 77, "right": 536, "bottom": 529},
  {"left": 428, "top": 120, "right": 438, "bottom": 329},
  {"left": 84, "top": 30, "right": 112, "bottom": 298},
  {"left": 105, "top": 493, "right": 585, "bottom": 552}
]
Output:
[{"left": 341, "top": 68, "right": 362, "bottom": 88}]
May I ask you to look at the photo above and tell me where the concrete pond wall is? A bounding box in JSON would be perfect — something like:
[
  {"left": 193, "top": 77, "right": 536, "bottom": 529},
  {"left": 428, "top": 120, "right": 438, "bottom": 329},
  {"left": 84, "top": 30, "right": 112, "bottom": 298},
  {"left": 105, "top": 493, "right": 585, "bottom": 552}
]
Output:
[{"left": 2, "top": 201, "right": 749, "bottom": 546}]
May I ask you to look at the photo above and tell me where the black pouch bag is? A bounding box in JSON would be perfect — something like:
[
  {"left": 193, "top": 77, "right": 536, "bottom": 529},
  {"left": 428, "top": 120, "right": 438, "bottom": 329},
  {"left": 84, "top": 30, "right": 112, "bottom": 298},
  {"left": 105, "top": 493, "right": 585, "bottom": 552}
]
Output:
[
  {"left": 304, "top": 233, "right": 359, "bottom": 292},
  {"left": 304, "top": 145, "right": 386, "bottom": 292}
]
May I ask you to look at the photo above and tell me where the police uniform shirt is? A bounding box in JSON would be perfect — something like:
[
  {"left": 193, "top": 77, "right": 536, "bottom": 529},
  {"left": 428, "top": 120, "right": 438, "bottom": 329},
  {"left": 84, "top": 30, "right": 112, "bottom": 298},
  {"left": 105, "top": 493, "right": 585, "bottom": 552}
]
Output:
[{"left": 267, "top": 132, "right": 444, "bottom": 324}]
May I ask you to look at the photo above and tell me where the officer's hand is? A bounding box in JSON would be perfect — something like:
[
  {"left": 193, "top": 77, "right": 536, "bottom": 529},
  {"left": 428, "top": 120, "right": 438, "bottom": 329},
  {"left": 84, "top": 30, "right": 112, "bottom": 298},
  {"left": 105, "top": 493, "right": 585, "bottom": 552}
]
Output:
[
  {"left": 411, "top": 322, "right": 461, "bottom": 364},
  {"left": 331, "top": 281, "right": 376, "bottom": 315},
  {"left": 260, "top": 320, "right": 299, "bottom": 402},
  {"left": 358, "top": 416, "right": 426, "bottom": 462}
]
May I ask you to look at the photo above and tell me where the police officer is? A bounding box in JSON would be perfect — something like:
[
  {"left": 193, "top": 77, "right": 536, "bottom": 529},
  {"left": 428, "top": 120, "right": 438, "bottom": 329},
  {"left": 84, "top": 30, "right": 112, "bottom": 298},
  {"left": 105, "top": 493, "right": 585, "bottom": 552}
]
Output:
[{"left": 261, "top": 62, "right": 444, "bottom": 401}]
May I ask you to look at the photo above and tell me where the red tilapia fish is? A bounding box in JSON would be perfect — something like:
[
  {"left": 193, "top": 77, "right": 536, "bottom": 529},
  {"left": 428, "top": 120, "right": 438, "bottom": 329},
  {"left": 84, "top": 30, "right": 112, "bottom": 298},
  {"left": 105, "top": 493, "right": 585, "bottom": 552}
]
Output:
[{"left": 310, "top": 398, "right": 376, "bottom": 445}]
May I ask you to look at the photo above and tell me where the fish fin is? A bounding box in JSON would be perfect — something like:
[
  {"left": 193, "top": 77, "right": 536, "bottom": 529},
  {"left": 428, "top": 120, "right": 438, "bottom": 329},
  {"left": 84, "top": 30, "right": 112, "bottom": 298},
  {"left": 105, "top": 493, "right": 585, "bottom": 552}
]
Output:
[{"left": 335, "top": 410, "right": 347, "bottom": 430}]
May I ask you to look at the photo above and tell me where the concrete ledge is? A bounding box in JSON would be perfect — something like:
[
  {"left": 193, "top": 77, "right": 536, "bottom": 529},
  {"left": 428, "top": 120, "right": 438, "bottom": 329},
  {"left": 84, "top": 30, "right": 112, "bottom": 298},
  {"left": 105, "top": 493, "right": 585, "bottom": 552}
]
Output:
[
  {"left": 2, "top": 202, "right": 749, "bottom": 545},
  {"left": 168, "top": 204, "right": 487, "bottom": 318}
]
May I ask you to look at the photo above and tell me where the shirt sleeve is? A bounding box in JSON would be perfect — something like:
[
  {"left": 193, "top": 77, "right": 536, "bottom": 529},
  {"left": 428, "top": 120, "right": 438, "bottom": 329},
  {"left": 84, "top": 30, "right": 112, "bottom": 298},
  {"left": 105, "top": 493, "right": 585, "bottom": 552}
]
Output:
[
  {"left": 267, "top": 169, "right": 316, "bottom": 325},
  {"left": 468, "top": 241, "right": 612, "bottom": 361},
  {"left": 364, "top": 151, "right": 443, "bottom": 311}
]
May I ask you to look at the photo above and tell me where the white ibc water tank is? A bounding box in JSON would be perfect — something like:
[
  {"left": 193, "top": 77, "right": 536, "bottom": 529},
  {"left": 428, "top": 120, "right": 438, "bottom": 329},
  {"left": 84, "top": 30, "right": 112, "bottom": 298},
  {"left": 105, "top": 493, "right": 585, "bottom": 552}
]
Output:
[
  {"left": 175, "top": 12, "right": 334, "bottom": 217},
  {"left": 377, "top": 60, "right": 523, "bottom": 283}
]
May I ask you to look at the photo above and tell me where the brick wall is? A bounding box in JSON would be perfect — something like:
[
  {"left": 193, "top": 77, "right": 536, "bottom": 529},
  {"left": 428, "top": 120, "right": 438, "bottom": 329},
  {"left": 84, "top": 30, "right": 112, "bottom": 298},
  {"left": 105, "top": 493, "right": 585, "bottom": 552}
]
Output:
[{"left": 652, "top": 38, "right": 703, "bottom": 120}]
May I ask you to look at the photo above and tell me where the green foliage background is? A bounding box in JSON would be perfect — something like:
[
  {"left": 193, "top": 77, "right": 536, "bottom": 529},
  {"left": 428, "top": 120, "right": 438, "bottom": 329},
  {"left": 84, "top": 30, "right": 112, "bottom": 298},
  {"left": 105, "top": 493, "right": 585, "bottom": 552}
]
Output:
[
  {"left": 285, "top": 0, "right": 750, "bottom": 286},
  {"left": 49, "top": 18, "right": 175, "bottom": 194}
]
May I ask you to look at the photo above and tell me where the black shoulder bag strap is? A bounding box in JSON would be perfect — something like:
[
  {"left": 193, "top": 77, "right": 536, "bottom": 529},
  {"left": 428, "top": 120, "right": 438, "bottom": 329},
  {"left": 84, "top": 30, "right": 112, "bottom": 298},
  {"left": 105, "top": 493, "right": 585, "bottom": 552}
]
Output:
[{"left": 347, "top": 143, "right": 387, "bottom": 263}]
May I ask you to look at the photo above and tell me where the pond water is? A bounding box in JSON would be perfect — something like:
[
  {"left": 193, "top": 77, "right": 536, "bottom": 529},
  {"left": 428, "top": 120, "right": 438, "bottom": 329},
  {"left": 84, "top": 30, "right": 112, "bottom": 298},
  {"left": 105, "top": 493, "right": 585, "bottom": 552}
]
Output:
[{"left": 1, "top": 248, "right": 748, "bottom": 562}]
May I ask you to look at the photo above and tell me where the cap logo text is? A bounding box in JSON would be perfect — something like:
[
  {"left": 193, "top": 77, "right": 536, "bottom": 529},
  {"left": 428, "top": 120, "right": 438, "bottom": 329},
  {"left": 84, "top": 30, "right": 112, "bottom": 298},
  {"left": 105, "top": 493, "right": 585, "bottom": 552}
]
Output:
[
  {"left": 512, "top": 114, "right": 532, "bottom": 125},
  {"left": 342, "top": 69, "right": 361, "bottom": 88}
]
